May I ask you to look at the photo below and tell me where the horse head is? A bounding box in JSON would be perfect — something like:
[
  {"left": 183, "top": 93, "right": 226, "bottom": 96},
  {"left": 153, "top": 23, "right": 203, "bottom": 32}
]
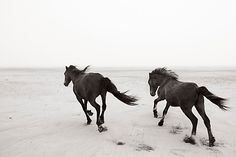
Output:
[
  {"left": 148, "top": 73, "right": 159, "bottom": 96},
  {"left": 64, "top": 66, "right": 72, "bottom": 86}
]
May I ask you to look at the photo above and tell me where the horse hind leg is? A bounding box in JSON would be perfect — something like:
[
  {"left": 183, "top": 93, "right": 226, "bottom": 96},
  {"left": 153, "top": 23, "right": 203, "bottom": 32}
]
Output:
[
  {"left": 100, "top": 92, "right": 107, "bottom": 124},
  {"left": 181, "top": 107, "right": 198, "bottom": 145},
  {"left": 195, "top": 96, "right": 215, "bottom": 147},
  {"left": 89, "top": 99, "right": 107, "bottom": 132}
]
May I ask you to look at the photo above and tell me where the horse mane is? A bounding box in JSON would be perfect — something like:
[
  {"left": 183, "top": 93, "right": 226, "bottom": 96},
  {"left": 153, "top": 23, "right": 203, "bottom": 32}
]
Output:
[
  {"left": 68, "top": 65, "right": 90, "bottom": 74},
  {"left": 151, "top": 67, "right": 179, "bottom": 80},
  {"left": 82, "top": 65, "right": 90, "bottom": 73}
]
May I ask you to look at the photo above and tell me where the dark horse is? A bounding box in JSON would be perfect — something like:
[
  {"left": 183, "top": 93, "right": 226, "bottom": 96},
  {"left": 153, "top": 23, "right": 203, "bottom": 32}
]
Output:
[
  {"left": 148, "top": 68, "right": 228, "bottom": 146},
  {"left": 64, "top": 65, "right": 137, "bottom": 132}
]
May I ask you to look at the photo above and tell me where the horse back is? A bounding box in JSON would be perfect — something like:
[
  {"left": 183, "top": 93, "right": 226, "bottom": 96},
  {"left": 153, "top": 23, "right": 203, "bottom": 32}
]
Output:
[{"left": 165, "top": 81, "right": 198, "bottom": 106}]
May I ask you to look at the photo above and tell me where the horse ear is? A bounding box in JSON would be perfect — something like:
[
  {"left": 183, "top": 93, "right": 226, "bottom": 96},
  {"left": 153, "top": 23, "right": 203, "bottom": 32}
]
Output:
[{"left": 65, "top": 66, "right": 68, "bottom": 70}]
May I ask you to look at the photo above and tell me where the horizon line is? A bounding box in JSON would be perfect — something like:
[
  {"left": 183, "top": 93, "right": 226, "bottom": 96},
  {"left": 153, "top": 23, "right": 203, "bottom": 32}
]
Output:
[{"left": 1, "top": 65, "right": 236, "bottom": 71}]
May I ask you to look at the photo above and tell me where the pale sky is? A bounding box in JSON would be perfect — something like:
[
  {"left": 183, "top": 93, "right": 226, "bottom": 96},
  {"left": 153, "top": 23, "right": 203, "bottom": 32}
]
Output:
[{"left": 0, "top": 0, "right": 236, "bottom": 68}]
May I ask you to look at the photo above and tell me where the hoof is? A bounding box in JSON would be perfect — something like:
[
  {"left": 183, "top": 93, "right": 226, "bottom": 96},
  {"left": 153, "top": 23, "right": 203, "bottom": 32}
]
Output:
[
  {"left": 153, "top": 111, "right": 158, "bottom": 118},
  {"left": 184, "top": 136, "right": 196, "bottom": 145},
  {"left": 98, "top": 126, "right": 108, "bottom": 132},
  {"left": 87, "top": 110, "right": 93, "bottom": 116},
  {"left": 158, "top": 120, "right": 164, "bottom": 126},
  {"left": 100, "top": 118, "right": 104, "bottom": 124},
  {"left": 209, "top": 137, "right": 215, "bottom": 147},
  {"left": 86, "top": 119, "right": 92, "bottom": 125}
]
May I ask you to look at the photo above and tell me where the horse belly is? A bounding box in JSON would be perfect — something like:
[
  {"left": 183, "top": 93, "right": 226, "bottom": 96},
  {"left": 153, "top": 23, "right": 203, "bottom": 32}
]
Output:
[
  {"left": 170, "top": 103, "right": 179, "bottom": 107},
  {"left": 166, "top": 85, "right": 198, "bottom": 106},
  {"left": 166, "top": 97, "right": 180, "bottom": 107},
  {"left": 175, "top": 87, "right": 198, "bottom": 106},
  {"left": 77, "top": 78, "right": 103, "bottom": 99}
]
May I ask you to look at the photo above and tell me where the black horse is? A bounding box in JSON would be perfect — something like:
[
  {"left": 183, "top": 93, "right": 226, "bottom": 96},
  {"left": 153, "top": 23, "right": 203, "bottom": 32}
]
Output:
[
  {"left": 64, "top": 65, "right": 137, "bottom": 132},
  {"left": 148, "top": 68, "right": 228, "bottom": 147}
]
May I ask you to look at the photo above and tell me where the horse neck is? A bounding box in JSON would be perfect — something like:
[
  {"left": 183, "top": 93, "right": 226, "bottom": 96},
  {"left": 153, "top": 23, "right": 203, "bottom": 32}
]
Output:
[
  {"left": 159, "top": 77, "right": 173, "bottom": 87},
  {"left": 70, "top": 72, "right": 83, "bottom": 84}
]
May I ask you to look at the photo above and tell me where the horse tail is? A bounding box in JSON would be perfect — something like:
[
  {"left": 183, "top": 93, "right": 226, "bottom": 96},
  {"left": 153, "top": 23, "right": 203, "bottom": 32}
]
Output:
[
  {"left": 197, "top": 86, "right": 229, "bottom": 111},
  {"left": 103, "top": 77, "right": 138, "bottom": 106}
]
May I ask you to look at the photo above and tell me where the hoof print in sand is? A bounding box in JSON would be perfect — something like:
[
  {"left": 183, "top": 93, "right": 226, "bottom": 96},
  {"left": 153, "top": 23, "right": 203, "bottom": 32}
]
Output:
[
  {"left": 112, "top": 140, "right": 126, "bottom": 146},
  {"left": 136, "top": 144, "right": 154, "bottom": 152},
  {"left": 116, "top": 141, "right": 126, "bottom": 145},
  {"left": 170, "top": 125, "right": 183, "bottom": 134},
  {"left": 170, "top": 149, "right": 189, "bottom": 157}
]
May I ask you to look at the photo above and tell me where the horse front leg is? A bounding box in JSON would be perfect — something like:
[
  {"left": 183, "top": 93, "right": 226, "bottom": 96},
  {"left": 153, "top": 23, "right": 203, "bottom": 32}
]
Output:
[
  {"left": 84, "top": 100, "right": 93, "bottom": 116},
  {"left": 76, "top": 96, "right": 92, "bottom": 125},
  {"left": 153, "top": 97, "right": 162, "bottom": 118},
  {"left": 158, "top": 103, "right": 170, "bottom": 126}
]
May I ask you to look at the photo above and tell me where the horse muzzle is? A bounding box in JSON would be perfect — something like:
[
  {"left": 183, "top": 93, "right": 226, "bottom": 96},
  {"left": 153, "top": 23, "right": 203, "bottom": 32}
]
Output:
[
  {"left": 64, "top": 82, "right": 69, "bottom": 87},
  {"left": 150, "top": 92, "right": 156, "bottom": 97}
]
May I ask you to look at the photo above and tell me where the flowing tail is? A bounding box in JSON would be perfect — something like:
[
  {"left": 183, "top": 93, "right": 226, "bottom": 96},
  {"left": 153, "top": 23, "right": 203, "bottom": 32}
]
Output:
[
  {"left": 198, "top": 86, "right": 229, "bottom": 110},
  {"left": 103, "top": 77, "right": 138, "bottom": 106}
]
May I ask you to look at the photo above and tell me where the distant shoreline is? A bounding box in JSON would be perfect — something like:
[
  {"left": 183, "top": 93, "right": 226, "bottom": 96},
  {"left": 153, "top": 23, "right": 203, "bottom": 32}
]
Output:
[{"left": 1, "top": 66, "right": 236, "bottom": 72}]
